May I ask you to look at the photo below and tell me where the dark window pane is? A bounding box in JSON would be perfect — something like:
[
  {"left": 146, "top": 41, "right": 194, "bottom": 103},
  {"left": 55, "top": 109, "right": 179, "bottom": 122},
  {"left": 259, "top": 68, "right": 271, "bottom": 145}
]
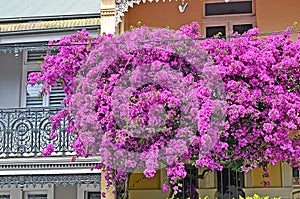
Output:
[
  {"left": 177, "top": 165, "right": 198, "bottom": 199},
  {"left": 28, "top": 194, "right": 47, "bottom": 199},
  {"left": 0, "top": 195, "right": 10, "bottom": 199},
  {"left": 216, "top": 169, "right": 245, "bottom": 199},
  {"left": 205, "top": 1, "right": 252, "bottom": 16},
  {"left": 88, "top": 192, "right": 101, "bottom": 199},
  {"left": 293, "top": 168, "right": 299, "bottom": 178},
  {"left": 206, "top": 26, "right": 226, "bottom": 38},
  {"left": 233, "top": 24, "right": 253, "bottom": 34}
]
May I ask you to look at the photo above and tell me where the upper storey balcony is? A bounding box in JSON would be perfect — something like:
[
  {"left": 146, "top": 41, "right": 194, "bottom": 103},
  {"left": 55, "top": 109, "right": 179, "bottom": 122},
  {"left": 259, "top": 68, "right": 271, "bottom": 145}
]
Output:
[
  {"left": 0, "top": 107, "right": 74, "bottom": 158},
  {"left": 0, "top": 50, "right": 75, "bottom": 158}
]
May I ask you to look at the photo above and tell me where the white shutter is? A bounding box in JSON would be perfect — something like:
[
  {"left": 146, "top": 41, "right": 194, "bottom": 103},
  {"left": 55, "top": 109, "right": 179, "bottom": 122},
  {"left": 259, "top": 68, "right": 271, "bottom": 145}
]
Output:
[
  {"left": 25, "top": 72, "right": 44, "bottom": 108},
  {"left": 49, "top": 86, "right": 66, "bottom": 107},
  {"left": 25, "top": 91, "right": 44, "bottom": 108}
]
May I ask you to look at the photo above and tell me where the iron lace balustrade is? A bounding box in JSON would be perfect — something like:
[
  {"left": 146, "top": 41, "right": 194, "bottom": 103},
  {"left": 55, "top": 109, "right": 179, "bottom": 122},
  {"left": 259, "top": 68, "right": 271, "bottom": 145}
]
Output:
[{"left": 0, "top": 107, "right": 75, "bottom": 157}]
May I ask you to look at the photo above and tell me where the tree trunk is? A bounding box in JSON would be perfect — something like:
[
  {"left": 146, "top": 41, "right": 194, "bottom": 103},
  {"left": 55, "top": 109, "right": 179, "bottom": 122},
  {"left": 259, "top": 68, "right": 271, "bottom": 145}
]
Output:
[{"left": 115, "top": 173, "right": 131, "bottom": 199}]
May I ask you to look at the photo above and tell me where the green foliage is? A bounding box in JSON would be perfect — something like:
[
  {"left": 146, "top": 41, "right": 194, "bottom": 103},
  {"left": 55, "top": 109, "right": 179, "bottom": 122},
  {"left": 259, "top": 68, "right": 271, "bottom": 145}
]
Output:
[{"left": 166, "top": 194, "right": 281, "bottom": 199}]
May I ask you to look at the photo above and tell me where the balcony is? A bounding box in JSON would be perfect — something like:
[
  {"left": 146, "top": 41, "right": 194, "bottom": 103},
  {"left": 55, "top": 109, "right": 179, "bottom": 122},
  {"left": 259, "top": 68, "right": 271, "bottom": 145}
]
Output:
[{"left": 0, "top": 107, "right": 75, "bottom": 157}]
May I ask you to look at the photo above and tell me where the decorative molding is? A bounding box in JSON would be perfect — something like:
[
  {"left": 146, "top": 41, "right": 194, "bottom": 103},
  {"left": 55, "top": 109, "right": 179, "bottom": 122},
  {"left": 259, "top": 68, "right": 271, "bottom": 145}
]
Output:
[
  {"left": 0, "top": 174, "right": 101, "bottom": 188},
  {"left": 0, "top": 43, "right": 48, "bottom": 58},
  {"left": 101, "top": 8, "right": 116, "bottom": 17},
  {"left": 0, "top": 162, "right": 99, "bottom": 171}
]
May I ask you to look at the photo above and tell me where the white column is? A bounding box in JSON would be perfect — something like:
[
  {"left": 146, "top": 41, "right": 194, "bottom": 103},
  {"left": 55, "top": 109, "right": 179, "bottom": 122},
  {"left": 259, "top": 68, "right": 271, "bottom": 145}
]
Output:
[{"left": 100, "top": 0, "right": 116, "bottom": 35}]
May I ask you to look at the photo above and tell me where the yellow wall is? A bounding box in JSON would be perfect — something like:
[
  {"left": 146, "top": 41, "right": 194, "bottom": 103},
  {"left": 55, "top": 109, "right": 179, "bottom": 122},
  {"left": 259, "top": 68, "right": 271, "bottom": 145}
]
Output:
[
  {"left": 129, "top": 170, "right": 161, "bottom": 190},
  {"left": 255, "top": 0, "right": 300, "bottom": 33},
  {"left": 124, "top": 0, "right": 300, "bottom": 34},
  {"left": 124, "top": 0, "right": 203, "bottom": 30},
  {"left": 252, "top": 163, "right": 282, "bottom": 188}
]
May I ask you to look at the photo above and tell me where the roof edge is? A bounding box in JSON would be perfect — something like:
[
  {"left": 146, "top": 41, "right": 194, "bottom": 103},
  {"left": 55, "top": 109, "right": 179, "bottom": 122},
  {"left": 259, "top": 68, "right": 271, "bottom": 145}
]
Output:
[{"left": 0, "top": 13, "right": 100, "bottom": 23}]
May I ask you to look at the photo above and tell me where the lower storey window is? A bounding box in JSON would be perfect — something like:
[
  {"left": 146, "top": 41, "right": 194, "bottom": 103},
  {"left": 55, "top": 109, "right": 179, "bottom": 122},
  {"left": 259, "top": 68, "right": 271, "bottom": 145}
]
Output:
[
  {"left": 293, "top": 168, "right": 299, "bottom": 185},
  {"left": 177, "top": 165, "right": 199, "bottom": 199},
  {"left": 205, "top": 24, "right": 253, "bottom": 38},
  {"left": 86, "top": 191, "right": 101, "bottom": 199},
  {"left": 216, "top": 168, "right": 245, "bottom": 199},
  {"left": 26, "top": 193, "right": 47, "bottom": 199},
  {"left": 0, "top": 195, "right": 10, "bottom": 199}
]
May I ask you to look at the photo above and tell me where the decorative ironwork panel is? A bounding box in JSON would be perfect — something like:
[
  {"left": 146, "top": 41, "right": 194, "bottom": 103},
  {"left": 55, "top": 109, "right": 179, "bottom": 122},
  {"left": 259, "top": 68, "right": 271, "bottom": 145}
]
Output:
[
  {"left": 0, "top": 174, "right": 101, "bottom": 188},
  {"left": 0, "top": 107, "right": 75, "bottom": 157}
]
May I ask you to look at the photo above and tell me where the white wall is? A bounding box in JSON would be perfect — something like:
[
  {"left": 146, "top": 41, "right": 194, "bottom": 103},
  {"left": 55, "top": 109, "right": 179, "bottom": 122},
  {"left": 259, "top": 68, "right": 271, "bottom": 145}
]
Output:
[
  {"left": 0, "top": 52, "right": 22, "bottom": 108},
  {"left": 55, "top": 184, "right": 77, "bottom": 199}
]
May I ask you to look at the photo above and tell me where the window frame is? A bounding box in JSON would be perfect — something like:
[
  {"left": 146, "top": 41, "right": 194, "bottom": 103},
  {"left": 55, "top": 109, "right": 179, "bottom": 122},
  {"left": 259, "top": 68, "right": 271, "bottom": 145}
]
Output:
[
  {"left": 202, "top": 16, "right": 256, "bottom": 38},
  {"left": 215, "top": 168, "right": 245, "bottom": 199},
  {"left": 203, "top": 0, "right": 255, "bottom": 19},
  {"left": 0, "top": 193, "right": 10, "bottom": 199},
  {"left": 293, "top": 167, "right": 300, "bottom": 185},
  {"left": 22, "top": 185, "right": 54, "bottom": 199},
  {"left": 85, "top": 191, "right": 101, "bottom": 199},
  {"left": 21, "top": 50, "right": 65, "bottom": 108},
  {"left": 77, "top": 184, "right": 101, "bottom": 199}
]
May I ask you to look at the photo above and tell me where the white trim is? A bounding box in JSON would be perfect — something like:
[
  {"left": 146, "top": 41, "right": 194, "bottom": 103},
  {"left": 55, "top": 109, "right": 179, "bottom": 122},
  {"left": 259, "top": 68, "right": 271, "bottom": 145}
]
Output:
[
  {"left": 0, "top": 186, "right": 19, "bottom": 199},
  {"left": 22, "top": 185, "right": 54, "bottom": 199}
]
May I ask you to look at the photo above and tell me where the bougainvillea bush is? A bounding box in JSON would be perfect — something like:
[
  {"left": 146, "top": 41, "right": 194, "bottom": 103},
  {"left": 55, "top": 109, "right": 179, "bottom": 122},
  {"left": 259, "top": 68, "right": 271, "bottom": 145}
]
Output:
[
  {"left": 200, "top": 27, "right": 300, "bottom": 182},
  {"left": 29, "top": 22, "right": 300, "bottom": 198}
]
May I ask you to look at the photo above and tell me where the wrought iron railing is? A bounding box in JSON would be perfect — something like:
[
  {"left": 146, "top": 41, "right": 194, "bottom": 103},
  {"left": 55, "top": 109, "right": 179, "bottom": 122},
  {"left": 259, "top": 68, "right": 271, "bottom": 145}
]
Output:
[{"left": 0, "top": 107, "right": 75, "bottom": 157}]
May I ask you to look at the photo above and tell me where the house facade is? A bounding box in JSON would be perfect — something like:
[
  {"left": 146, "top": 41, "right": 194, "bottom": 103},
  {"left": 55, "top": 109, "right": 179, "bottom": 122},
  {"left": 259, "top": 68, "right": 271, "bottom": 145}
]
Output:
[
  {"left": 0, "top": 0, "right": 103, "bottom": 198},
  {"left": 1, "top": 0, "right": 300, "bottom": 199},
  {"left": 110, "top": 1, "right": 300, "bottom": 199}
]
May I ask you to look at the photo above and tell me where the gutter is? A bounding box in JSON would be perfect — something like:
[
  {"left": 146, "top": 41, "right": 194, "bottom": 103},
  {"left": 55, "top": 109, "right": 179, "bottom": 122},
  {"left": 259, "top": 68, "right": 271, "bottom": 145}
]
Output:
[{"left": 0, "top": 25, "right": 100, "bottom": 37}]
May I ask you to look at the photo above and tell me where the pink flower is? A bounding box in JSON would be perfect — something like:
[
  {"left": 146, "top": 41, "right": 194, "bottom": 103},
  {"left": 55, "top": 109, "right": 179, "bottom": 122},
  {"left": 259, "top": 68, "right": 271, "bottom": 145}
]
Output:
[
  {"left": 41, "top": 143, "right": 54, "bottom": 157},
  {"left": 162, "top": 183, "right": 170, "bottom": 191}
]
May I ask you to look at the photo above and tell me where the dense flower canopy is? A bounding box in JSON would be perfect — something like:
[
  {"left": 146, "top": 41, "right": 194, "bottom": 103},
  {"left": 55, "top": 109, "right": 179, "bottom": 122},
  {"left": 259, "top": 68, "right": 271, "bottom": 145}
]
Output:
[{"left": 29, "top": 22, "right": 300, "bottom": 194}]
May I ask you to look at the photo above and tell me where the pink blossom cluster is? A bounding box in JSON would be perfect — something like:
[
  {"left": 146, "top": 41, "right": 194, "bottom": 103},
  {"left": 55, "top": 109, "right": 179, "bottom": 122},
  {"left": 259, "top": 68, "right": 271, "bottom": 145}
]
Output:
[
  {"left": 199, "top": 26, "right": 300, "bottom": 174},
  {"left": 71, "top": 26, "right": 224, "bottom": 194},
  {"left": 28, "top": 22, "right": 300, "bottom": 196}
]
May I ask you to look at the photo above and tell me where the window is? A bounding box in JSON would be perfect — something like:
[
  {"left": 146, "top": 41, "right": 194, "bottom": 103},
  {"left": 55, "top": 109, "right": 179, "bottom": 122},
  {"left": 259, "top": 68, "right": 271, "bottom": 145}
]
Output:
[
  {"left": 77, "top": 184, "right": 101, "bottom": 199},
  {"left": 86, "top": 191, "right": 101, "bottom": 199},
  {"left": 0, "top": 194, "right": 10, "bottom": 199},
  {"left": 24, "top": 191, "right": 48, "bottom": 199},
  {"left": 204, "top": 22, "right": 254, "bottom": 38},
  {"left": 293, "top": 168, "right": 299, "bottom": 185},
  {"left": 177, "top": 165, "right": 199, "bottom": 199},
  {"left": 216, "top": 168, "right": 245, "bottom": 199},
  {"left": 233, "top": 24, "right": 253, "bottom": 34},
  {"left": 202, "top": 0, "right": 255, "bottom": 38},
  {"left": 205, "top": 1, "right": 253, "bottom": 16},
  {"left": 206, "top": 26, "right": 226, "bottom": 38},
  {"left": 22, "top": 50, "right": 65, "bottom": 108},
  {"left": 27, "top": 194, "right": 47, "bottom": 199}
]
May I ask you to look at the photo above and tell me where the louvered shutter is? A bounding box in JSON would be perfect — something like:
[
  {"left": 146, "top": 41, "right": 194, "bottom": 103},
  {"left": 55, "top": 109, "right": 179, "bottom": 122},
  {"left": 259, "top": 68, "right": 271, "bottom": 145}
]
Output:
[
  {"left": 26, "top": 50, "right": 47, "bottom": 64},
  {"left": 49, "top": 86, "right": 66, "bottom": 107},
  {"left": 25, "top": 72, "right": 44, "bottom": 108}
]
